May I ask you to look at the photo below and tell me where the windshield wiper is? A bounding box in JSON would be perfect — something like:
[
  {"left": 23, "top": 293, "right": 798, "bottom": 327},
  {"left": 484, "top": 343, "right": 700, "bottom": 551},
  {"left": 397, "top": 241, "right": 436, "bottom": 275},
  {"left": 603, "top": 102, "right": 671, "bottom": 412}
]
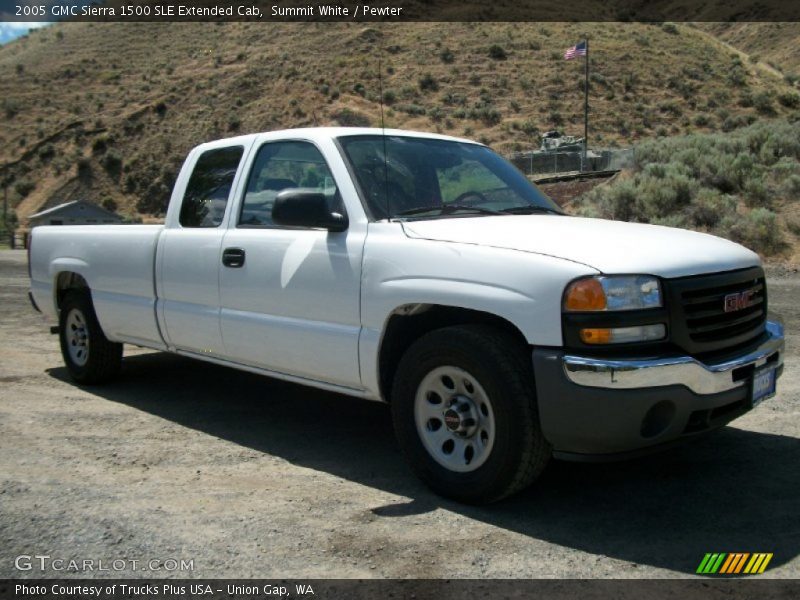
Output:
[
  {"left": 394, "top": 204, "right": 504, "bottom": 218},
  {"left": 500, "top": 205, "right": 564, "bottom": 215}
]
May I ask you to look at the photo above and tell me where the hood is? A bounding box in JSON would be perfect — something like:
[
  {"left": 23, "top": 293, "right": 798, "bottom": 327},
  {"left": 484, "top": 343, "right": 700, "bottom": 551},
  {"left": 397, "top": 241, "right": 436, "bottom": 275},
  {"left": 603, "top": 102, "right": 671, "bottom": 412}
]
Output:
[{"left": 401, "top": 215, "right": 760, "bottom": 278}]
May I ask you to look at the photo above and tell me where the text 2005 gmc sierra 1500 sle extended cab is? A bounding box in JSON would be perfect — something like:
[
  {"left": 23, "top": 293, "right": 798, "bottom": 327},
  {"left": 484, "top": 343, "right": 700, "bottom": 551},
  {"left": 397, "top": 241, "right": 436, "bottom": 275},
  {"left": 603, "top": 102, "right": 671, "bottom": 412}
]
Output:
[{"left": 29, "top": 128, "right": 785, "bottom": 503}]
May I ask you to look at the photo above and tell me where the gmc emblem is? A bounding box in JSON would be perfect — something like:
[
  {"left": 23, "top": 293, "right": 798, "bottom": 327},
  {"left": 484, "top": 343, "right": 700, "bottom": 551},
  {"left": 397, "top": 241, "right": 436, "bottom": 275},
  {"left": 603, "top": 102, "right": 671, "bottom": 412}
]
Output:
[{"left": 724, "top": 290, "right": 756, "bottom": 313}]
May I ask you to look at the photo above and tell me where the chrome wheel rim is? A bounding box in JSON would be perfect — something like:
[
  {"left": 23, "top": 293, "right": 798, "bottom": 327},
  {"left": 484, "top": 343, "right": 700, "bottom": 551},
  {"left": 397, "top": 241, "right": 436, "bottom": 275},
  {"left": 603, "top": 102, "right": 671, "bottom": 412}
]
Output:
[
  {"left": 414, "top": 365, "right": 496, "bottom": 473},
  {"left": 65, "top": 308, "right": 89, "bottom": 367}
]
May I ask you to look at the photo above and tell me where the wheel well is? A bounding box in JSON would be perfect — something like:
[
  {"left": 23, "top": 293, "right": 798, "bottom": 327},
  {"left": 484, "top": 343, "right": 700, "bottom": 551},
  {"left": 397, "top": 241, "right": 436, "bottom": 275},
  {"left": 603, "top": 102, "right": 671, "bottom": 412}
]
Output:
[
  {"left": 55, "top": 272, "right": 89, "bottom": 310},
  {"left": 378, "top": 304, "right": 529, "bottom": 402}
]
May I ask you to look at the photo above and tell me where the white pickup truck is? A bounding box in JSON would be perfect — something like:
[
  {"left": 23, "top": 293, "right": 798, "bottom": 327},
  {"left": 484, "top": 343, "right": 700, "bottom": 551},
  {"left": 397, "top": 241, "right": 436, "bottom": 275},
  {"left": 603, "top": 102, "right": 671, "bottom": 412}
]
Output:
[{"left": 29, "top": 127, "right": 784, "bottom": 503}]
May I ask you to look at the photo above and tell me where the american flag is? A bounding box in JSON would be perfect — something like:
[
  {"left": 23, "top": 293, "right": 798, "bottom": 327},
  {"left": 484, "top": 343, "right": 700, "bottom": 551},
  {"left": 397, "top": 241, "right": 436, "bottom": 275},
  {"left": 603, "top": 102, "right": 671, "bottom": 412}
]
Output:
[{"left": 564, "top": 40, "right": 587, "bottom": 60}]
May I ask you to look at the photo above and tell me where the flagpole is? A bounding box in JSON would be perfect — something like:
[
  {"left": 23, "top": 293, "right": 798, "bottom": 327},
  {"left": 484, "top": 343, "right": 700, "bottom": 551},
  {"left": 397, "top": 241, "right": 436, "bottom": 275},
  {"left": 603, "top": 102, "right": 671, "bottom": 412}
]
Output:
[{"left": 583, "top": 37, "right": 589, "bottom": 172}]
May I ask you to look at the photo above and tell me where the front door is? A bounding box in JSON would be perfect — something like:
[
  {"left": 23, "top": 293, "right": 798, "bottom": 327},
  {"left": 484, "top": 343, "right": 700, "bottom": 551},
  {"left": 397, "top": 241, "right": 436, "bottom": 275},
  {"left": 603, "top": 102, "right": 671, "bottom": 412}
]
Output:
[{"left": 219, "top": 140, "right": 363, "bottom": 388}]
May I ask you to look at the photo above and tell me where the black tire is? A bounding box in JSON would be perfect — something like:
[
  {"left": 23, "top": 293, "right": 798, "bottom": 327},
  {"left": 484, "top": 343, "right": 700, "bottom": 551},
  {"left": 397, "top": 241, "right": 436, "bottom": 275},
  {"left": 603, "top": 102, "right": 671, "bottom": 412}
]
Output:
[
  {"left": 59, "top": 290, "right": 122, "bottom": 384},
  {"left": 391, "top": 324, "right": 551, "bottom": 504}
]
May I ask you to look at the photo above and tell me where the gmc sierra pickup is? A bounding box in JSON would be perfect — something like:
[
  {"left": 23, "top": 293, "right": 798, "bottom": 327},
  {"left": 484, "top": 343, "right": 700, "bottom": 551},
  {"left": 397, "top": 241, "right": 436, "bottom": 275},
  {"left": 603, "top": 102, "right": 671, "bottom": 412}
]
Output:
[{"left": 29, "top": 128, "right": 784, "bottom": 503}]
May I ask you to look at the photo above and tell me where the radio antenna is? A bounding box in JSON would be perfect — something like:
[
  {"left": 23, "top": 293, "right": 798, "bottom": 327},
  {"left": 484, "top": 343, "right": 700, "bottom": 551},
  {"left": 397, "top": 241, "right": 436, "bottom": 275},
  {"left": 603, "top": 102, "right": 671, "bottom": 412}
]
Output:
[{"left": 377, "top": 31, "right": 390, "bottom": 220}]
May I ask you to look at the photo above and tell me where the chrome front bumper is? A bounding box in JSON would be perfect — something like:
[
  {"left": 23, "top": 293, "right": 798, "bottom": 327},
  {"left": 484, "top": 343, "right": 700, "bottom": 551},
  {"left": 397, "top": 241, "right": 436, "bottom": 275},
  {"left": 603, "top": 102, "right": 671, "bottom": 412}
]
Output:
[{"left": 563, "top": 320, "right": 784, "bottom": 396}]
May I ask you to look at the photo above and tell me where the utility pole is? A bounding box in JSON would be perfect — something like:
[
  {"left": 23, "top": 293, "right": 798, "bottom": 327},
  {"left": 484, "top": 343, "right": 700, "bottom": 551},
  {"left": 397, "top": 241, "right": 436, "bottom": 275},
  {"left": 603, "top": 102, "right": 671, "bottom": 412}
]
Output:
[
  {"left": 583, "top": 37, "right": 589, "bottom": 172},
  {"left": 2, "top": 174, "right": 8, "bottom": 250},
  {"left": 2, "top": 174, "right": 7, "bottom": 232}
]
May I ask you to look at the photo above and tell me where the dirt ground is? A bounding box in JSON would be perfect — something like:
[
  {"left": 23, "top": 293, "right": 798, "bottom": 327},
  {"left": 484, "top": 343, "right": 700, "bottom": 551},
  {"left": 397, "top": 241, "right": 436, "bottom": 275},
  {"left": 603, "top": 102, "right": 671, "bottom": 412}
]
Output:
[{"left": 0, "top": 248, "right": 798, "bottom": 579}]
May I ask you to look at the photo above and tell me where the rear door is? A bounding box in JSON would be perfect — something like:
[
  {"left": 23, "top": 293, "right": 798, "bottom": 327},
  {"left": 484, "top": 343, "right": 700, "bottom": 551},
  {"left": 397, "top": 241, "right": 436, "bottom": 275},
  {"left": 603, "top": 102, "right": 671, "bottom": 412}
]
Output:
[{"left": 157, "top": 144, "right": 246, "bottom": 356}]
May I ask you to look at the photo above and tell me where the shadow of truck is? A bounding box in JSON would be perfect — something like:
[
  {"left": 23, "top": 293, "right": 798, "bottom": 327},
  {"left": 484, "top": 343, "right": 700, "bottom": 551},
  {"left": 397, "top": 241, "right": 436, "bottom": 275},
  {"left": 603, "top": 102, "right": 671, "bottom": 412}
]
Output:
[{"left": 48, "top": 350, "right": 800, "bottom": 575}]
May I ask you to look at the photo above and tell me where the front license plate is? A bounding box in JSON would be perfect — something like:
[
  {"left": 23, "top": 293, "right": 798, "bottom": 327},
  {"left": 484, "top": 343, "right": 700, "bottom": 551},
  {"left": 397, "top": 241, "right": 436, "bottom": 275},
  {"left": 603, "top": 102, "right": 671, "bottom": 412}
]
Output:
[{"left": 751, "top": 367, "right": 777, "bottom": 408}]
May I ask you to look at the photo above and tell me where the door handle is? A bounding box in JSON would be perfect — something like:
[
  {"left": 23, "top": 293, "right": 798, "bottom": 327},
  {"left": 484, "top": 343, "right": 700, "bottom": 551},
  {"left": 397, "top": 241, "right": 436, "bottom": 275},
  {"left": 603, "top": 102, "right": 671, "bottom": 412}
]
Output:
[{"left": 222, "top": 247, "right": 245, "bottom": 268}]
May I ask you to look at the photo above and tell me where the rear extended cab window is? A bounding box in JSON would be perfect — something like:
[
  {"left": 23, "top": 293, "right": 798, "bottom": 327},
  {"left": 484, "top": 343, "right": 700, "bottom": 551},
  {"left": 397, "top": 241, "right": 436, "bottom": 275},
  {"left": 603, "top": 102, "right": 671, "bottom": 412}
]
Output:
[{"left": 179, "top": 146, "right": 244, "bottom": 228}]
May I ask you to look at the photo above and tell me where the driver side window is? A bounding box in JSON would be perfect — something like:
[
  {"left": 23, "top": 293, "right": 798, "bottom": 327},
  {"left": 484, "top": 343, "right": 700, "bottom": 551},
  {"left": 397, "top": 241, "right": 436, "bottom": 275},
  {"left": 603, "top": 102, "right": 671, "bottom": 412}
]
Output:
[{"left": 239, "top": 141, "right": 341, "bottom": 228}]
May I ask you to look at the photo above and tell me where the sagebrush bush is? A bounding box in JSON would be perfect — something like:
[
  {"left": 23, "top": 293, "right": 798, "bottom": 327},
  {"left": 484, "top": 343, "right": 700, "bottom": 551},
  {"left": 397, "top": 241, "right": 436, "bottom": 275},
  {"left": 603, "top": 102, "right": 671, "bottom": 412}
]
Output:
[
  {"left": 780, "top": 174, "right": 800, "bottom": 199},
  {"left": 723, "top": 209, "right": 784, "bottom": 254},
  {"left": 690, "top": 189, "right": 736, "bottom": 228},
  {"left": 743, "top": 178, "right": 771, "bottom": 208},
  {"left": 14, "top": 179, "right": 35, "bottom": 198},
  {"left": 418, "top": 73, "right": 438, "bottom": 92},
  {"left": 102, "top": 151, "right": 123, "bottom": 179},
  {"left": 574, "top": 120, "right": 800, "bottom": 255},
  {"left": 488, "top": 45, "right": 507, "bottom": 60},
  {"left": 777, "top": 92, "right": 800, "bottom": 109}
]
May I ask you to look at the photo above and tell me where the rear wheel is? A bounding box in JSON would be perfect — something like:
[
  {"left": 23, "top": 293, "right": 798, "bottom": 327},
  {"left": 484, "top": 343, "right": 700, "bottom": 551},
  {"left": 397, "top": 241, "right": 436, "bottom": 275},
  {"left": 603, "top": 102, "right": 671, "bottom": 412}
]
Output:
[
  {"left": 59, "top": 290, "right": 122, "bottom": 384},
  {"left": 391, "top": 325, "right": 550, "bottom": 504}
]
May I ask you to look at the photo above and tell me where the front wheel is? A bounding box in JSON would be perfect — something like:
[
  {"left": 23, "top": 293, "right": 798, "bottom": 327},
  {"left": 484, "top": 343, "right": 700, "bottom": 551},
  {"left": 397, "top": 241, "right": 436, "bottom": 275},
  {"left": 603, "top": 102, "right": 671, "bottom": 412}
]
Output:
[
  {"left": 391, "top": 325, "right": 550, "bottom": 504},
  {"left": 59, "top": 290, "right": 122, "bottom": 384}
]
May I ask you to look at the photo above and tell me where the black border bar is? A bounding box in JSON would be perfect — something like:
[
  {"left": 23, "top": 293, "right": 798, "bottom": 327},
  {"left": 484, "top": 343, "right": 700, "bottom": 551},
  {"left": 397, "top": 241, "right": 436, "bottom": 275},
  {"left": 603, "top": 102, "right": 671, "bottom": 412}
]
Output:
[
  {"left": 3, "top": 579, "right": 800, "bottom": 600},
  {"left": 2, "top": 0, "right": 800, "bottom": 23}
]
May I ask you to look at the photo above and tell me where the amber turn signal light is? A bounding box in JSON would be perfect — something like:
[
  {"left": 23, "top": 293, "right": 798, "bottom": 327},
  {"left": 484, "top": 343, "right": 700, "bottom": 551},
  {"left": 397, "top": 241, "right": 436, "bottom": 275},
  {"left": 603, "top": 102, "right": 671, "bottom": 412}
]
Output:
[
  {"left": 564, "top": 278, "right": 607, "bottom": 311},
  {"left": 579, "top": 328, "right": 613, "bottom": 344}
]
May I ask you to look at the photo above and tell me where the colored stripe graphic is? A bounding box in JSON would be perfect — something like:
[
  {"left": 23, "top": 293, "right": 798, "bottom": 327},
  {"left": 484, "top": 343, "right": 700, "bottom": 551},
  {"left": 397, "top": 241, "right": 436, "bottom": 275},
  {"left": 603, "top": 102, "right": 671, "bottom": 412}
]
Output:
[
  {"left": 744, "top": 553, "right": 774, "bottom": 574},
  {"left": 697, "top": 553, "right": 727, "bottom": 574},
  {"left": 697, "top": 553, "right": 773, "bottom": 575},
  {"left": 719, "top": 554, "right": 736, "bottom": 573},
  {"left": 727, "top": 553, "right": 749, "bottom": 574}
]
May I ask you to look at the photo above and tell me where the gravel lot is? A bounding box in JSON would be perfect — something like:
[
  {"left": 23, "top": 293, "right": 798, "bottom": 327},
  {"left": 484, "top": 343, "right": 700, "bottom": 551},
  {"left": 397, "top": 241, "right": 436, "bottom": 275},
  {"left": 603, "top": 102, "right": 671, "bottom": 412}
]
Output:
[{"left": 1, "top": 248, "right": 798, "bottom": 579}]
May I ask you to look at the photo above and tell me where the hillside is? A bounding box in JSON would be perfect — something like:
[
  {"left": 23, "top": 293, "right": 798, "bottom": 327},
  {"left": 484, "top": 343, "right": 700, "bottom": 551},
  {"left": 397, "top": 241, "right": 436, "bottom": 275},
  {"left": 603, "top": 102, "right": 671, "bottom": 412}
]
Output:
[
  {"left": 696, "top": 23, "right": 800, "bottom": 84},
  {"left": 1, "top": 21, "right": 799, "bottom": 223}
]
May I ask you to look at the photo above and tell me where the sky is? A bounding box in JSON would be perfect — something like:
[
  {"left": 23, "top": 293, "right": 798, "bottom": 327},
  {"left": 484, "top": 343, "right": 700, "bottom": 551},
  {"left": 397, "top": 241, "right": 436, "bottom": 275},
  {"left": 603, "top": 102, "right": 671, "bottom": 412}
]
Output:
[{"left": 0, "top": 21, "right": 52, "bottom": 44}]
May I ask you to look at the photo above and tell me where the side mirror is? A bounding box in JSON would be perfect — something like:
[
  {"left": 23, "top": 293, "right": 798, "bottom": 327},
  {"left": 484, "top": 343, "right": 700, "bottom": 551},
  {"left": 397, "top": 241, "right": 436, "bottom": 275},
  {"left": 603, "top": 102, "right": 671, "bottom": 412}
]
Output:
[{"left": 272, "top": 190, "right": 348, "bottom": 232}]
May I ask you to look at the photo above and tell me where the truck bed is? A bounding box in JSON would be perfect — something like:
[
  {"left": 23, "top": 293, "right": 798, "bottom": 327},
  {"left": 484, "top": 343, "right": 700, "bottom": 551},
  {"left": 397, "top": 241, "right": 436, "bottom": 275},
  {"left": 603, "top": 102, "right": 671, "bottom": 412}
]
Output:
[{"left": 30, "top": 224, "right": 165, "bottom": 348}]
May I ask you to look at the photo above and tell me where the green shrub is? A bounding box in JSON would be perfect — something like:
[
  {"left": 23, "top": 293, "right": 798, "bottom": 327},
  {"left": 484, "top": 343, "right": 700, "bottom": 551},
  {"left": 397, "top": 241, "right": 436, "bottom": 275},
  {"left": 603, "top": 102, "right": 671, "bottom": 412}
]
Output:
[
  {"left": 722, "top": 115, "right": 749, "bottom": 132},
  {"left": 576, "top": 120, "right": 799, "bottom": 255},
  {"left": 3, "top": 98, "right": 20, "bottom": 119},
  {"left": 382, "top": 89, "right": 396, "bottom": 105},
  {"left": 439, "top": 48, "right": 454, "bottom": 64},
  {"left": 102, "top": 151, "right": 123, "bottom": 179},
  {"left": 397, "top": 103, "right": 426, "bottom": 116},
  {"left": 770, "top": 157, "right": 800, "bottom": 180},
  {"left": 38, "top": 144, "right": 55, "bottom": 162},
  {"left": 418, "top": 73, "right": 438, "bottom": 92},
  {"left": 777, "top": 92, "right": 800, "bottom": 109},
  {"left": 723, "top": 208, "right": 783, "bottom": 254},
  {"left": 331, "top": 108, "right": 370, "bottom": 127},
  {"left": 780, "top": 174, "right": 800, "bottom": 199},
  {"left": 752, "top": 91, "right": 775, "bottom": 115},
  {"left": 442, "top": 91, "right": 465, "bottom": 106},
  {"left": 727, "top": 66, "right": 747, "bottom": 87},
  {"left": 743, "top": 178, "right": 771, "bottom": 208},
  {"left": 661, "top": 22, "right": 679, "bottom": 35},
  {"left": 488, "top": 45, "right": 507, "bottom": 60},
  {"left": 14, "top": 180, "right": 35, "bottom": 198},
  {"left": 651, "top": 214, "right": 690, "bottom": 228},
  {"left": 92, "top": 136, "right": 109, "bottom": 155},
  {"left": 690, "top": 189, "right": 736, "bottom": 228}
]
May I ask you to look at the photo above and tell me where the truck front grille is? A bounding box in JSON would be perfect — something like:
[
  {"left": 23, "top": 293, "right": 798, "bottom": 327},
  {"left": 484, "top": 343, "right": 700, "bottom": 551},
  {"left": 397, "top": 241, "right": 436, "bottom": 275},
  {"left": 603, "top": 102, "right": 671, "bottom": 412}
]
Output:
[{"left": 667, "top": 267, "right": 767, "bottom": 356}]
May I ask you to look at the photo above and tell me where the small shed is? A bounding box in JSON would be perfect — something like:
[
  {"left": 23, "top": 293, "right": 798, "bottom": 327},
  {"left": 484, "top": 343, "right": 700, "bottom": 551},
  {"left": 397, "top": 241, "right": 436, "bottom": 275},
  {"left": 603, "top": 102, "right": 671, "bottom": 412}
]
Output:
[{"left": 27, "top": 200, "right": 123, "bottom": 227}]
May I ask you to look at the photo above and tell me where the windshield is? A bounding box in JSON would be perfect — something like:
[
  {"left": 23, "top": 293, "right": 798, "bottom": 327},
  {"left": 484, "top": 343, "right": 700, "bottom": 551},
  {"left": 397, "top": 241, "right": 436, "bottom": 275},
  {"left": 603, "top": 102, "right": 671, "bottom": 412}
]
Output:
[{"left": 338, "top": 135, "right": 561, "bottom": 220}]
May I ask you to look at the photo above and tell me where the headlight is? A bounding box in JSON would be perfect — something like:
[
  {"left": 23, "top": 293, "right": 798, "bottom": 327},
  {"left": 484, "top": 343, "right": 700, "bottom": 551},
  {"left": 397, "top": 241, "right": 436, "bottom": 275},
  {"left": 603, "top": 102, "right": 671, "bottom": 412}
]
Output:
[{"left": 564, "top": 275, "right": 662, "bottom": 312}]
